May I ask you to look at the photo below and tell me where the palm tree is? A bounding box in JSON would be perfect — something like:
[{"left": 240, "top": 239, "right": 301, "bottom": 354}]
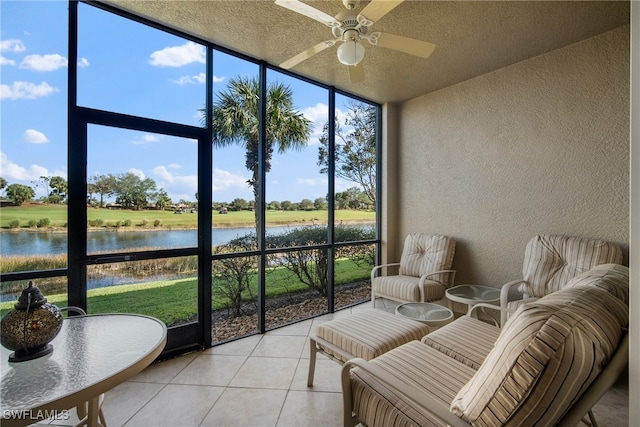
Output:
[{"left": 206, "top": 76, "right": 312, "bottom": 228}]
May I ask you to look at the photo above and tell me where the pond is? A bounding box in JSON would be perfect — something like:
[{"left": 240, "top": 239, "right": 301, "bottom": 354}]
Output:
[{"left": 0, "top": 223, "right": 374, "bottom": 257}]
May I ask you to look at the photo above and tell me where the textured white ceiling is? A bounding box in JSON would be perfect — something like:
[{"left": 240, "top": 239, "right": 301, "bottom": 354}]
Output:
[{"left": 103, "top": 0, "right": 629, "bottom": 104}]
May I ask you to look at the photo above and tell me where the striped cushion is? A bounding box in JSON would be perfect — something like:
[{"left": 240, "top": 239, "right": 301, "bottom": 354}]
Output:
[
  {"left": 506, "top": 296, "right": 540, "bottom": 313},
  {"left": 451, "top": 286, "right": 629, "bottom": 426},
  {"left": 350, "top": 341, "right": 476, "bottom": 427},
  {"left": 315, "top": 309, "right": 430, "bottom": 363},
  {"left": 520, "top": 235, "right": 622, "bottom": 298},
  {"left": 398, "top": 234, "right": 455, "bottom": 284},
  {"left": 372, "top": 275, "right": 447, "bottom": 302},
  {"left": 421, "top": 316, "right": 501, "bottom": 369},
  {"left": 564, "top": 263, "right": 629, "bottom": 304}
]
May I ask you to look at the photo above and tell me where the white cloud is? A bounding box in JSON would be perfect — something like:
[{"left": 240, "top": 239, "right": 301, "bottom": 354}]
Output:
[
  {"left": 131, "top": 134, "right": 161, "bottom": 145},
  {"left": 173, "top": 72, "right": 206, "bottom": 85},
  {"left": 0, "top": 81, "right": 58, "bottom": 100},
  {"left": 172, "top": 73, "right": 225, "bottom": 85},
  {"left": 302, "top": 103, "right": 329, "bottom": 145},
  {"left": 1, "top": 56, "right": 16, "bottom": 66},
  {"left": 0, "top": 152, "right": 56, "bottom": 182},
  {"left": 297, "top": 177, "right": 327, "bottom": 186},
  {"left": 152, "top": 165, "right": 198, "bottom": 201},
  {"left": 23, "top": 129, "right": 49, "bottom": 144},
  {"left": 335, "top": 178, "right": 354, "bottom": 193},
  {"left": 212, "top": 168, "right": 249, "bottom": 192},
  {"left": 78, "top": 57, "right": 90, "bottom": 68},
  {"left": 0, "top": 39, "right": 26, "bottom": 53},
  {"left": 20, "top": 54, "right": 68, "bottom": 71},
  {"left": 168, "top": 163, "right": 182, "bottom": 169},
  {"left": 149, "top": 41, "right": 205, "bottom": 67},
  {"left": 127, "top": 168, "right": 146, "bottom": 179},
  {"left": 153, "top": 165, "right": 196, "bottom": 185}
]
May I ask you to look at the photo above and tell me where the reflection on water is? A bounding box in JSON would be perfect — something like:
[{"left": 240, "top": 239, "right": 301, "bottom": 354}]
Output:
[
  {"left": 1, "top": 227, "right": 276, "bottom": 257},
  {"left": 0, "top": 224, "right": 373, "bottom": 302},
  {"left": 1, "top": 224, "right": 373, "bottom": 257}
]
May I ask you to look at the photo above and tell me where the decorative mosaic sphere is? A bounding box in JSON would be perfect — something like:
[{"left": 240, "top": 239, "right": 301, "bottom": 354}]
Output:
[{"left": 0, "top": 281, "right": 63, "bottom": 362}]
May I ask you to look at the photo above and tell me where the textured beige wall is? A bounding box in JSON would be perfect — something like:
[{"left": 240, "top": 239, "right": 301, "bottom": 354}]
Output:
[
  {"left": 629, "top": 4, "right": 638, "bottom": 422},
  {"left": 391, "top": 25, "right": 630, "bottom": 286}
]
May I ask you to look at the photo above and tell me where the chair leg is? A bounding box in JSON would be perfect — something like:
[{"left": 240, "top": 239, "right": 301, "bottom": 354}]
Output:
[{"left": 307, "top": 337, "right": 318, "bottom": 387}]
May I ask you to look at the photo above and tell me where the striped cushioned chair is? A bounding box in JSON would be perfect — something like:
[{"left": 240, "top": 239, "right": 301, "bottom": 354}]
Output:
[
  {"left": 499, "top": 234, "right": 622, "bottom": 326},
  {"left": 341, "top": 264, "right": 629, "bottom": 427},
  {"left": 371, "top": 234, "right": 456, "bottom": 307}
]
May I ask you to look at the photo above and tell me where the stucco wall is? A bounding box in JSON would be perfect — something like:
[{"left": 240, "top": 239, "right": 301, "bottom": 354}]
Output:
[{"left": 392, "top": 25, "right": 630, "bottom": 286}]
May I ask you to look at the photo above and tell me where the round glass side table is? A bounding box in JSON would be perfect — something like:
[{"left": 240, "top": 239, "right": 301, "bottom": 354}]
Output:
[
  {"left": 446, "top": 284, "right": 501, "bottom": 324},
  {"left": 395, "top": 302, "right": 454, "bottom": 328},
  {"left": 446, "top": 284, "right": 501, "bottom": 308}
]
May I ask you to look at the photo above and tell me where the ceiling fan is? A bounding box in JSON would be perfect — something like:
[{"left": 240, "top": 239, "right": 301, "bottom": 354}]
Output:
[{"left": 275, "top": 0, "right": 436, "bottom": 84}]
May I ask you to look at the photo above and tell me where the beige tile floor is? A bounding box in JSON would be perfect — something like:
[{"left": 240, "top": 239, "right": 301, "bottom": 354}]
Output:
[{"left": 47, "top": 299, "right": 628, "bottom": 427}]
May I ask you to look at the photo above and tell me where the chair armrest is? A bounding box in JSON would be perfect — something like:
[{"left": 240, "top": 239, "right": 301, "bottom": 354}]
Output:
[
  {"left": 500, "top": 279, "right": 525, "bottom": 326},
  {"left": 341, "top": 358, "right": 471, "bottom": 427},
  {"left": 422, "top": 269, "right": 457, "bottom": 286},
  {"left": 467, "top": 303, "right": 515, "bottom": 326},
  {"left": 370, "top": 262, "right": 401, "bottom": 281}
]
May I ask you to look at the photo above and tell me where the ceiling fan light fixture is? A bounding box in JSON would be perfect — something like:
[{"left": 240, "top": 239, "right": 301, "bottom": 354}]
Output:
[{"left": 337, "top": 40, "right": 365, "bottom": 66}]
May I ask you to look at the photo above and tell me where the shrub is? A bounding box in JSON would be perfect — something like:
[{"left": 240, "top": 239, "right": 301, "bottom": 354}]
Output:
[
  {"left": 140, "top": 219, "right": 148, "bottom": 227},
  {"left": 153, "top": 219, "right": 162, "bottom": 227},
  {"left": 88, "top": 218, "right": 104, "bottom": 227},
  {"left": 122, "top": 219, "right": 132, "bottom": 227},
  {"left": 263, "top": 225, "right": 376, "bottom": 297},
  {"left": 37, "top": 218, "right": 51, "bottom": 227},
  {"left": 28, "top": 219, "right": 37, "bottom": 228},
  {"left": 8, "top": 220, "right": 20, "bottom": 229}
]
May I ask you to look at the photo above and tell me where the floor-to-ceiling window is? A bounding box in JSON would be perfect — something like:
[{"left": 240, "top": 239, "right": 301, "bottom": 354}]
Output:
[
  {"left": 1, "top": 0, "right": 380, "bottom": 355},
  {"left": 0, "top": 1, "right": 70, "bottom": 310}
]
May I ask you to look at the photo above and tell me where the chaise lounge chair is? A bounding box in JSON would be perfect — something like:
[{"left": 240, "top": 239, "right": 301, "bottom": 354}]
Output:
[{"left": 342, "top": 263, "right": 629, "bottom": 427}]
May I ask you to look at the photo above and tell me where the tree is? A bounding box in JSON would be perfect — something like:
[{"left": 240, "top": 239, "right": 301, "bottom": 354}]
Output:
[
  {"left": 318, "top": 101, "right": 377, "bottom": 205},
  {"left": 335, "top": 187, "right": 371, "bottom": 210},
  {"left": 266, "top": 225, "right": 375, "bottom": 297},
  {"left": 212, "top": 234, "right": 258, "bottom": 317},
  {"left": 269, "top": 200, "right": 281, "bottom": 210},
  {"left": 206, "top": 76, "right": 312, "bottom": 228},
  {"left": 31, "top": 176, "right": 49, "bottom": 201},
  {"left": 155, "top": 189, "right": 172, "bottom": 210},
  {"left": 90, "top": 174, "right": 117, "bottom": 208},
  {"left": 313, "top": 197, "right": 327, "bottom": 210},
  {"left": 0, "top": 177, "right": 7, "bottom": 190},
  {"left": 230, "top": 198, "right": 248, "bottom": 211},
  {"left": 48, "top": 176, "right": 67, "bottom": 204},
  {"left": 6, "top": 183, "right": 35, "bottom": 206},
  {"left": 114, "top": 172, "right": 157, "bottom": 210},
  {"left": 299, "top": 198, "right": 314, "bottom": 211}
]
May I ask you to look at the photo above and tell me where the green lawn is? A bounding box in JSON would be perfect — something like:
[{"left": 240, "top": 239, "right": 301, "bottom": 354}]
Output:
[
  {"left": 0, "top": 204, "right": 375, "bottom": 229},
  {"left": 0, "top": 258, "right": 371, "bottom": 326}
]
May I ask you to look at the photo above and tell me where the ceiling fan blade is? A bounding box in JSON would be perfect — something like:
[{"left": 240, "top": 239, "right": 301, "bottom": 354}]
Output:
[
  {"left": 358, "top": 0, "right": 403, "bottom": 23},
  {"left": 348, "top": 63, "right": 364, "bottom": 84},
  {"left": 280, "top": 39, "right": 337, "bottom": 69},
  {"left": 376, "top": 32, "right": 436, "bottom": 58},
  {"left": 274, "top": 0, "right": 337, "bottom": 26}
]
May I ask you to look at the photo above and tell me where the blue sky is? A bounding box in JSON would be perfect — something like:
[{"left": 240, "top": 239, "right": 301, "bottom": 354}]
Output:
[{"left": 1, "top": 1, "right": 359, "bottom": 205}]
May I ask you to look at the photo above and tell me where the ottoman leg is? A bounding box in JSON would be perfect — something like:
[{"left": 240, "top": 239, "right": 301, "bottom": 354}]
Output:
[{"left": 307, "top": 337, "right": 318, "bottom": 387}]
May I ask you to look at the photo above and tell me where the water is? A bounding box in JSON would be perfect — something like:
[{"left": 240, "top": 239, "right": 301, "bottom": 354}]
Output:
[
  {"left": 0, "top": 224, "right": 373, "bottom": 257},
  {"left": 0, "top": 227, "right": 274, "bottom": 257},
  {"left": 0, "top": 224, "right": 373, "bottom": 301}
]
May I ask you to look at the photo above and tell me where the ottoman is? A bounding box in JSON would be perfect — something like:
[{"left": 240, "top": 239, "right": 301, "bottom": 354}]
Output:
[{"left": 307, "top": 309, "right": 430, "bottom": 386}]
